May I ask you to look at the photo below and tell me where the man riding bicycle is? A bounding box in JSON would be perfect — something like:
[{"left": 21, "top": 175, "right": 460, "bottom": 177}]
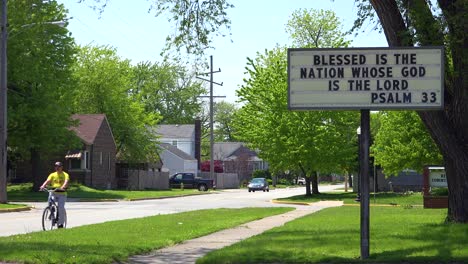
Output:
[{"left": 40, "top": 161, "right": 69, "bottom": 228}]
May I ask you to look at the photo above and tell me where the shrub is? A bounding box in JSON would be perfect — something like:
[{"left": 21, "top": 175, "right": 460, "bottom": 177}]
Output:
[{"left": 252, "top": 170, "right": 271, "bottom": 179}]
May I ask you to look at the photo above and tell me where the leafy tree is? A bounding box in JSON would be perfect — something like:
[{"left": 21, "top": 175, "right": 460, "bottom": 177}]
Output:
[
  {"left": 372, "top": 111, "right": 443, "bottom": 175},
  {"left": 234, "top": 47, "right": 359, "bottom": 196},
  {"left": 71, "top": 45, "right": 160, "bottom": 162},
  {"left": 286, "top": 8, "right": 351, "bottom": 48},
  {"left": 214, "top": 101, "right": 238, "bottom": 141},
  {"left": 5, "top": 0, "right": 80, "bottom": 193},
  {"left": 130, "top": 61, "right": 206, "bottom": 125},
  {"left": 353, "top": 0, "right": 467, "bottom": 223}
]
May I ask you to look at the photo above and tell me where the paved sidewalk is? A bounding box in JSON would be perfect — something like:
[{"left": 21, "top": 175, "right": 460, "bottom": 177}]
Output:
[{"left": 124, "top": 201, "right": 343, "bottom": 264}]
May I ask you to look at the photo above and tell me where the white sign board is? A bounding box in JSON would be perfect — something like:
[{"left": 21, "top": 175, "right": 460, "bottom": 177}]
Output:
[
  {"left": 288, "top": 47, "right": 444, "bottom": 110},
  {"left": 428, "top": 166, "right": 447, "bottom": 187}
]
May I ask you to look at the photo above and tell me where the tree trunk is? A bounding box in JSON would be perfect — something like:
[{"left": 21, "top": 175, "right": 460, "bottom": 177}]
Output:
[
  {"left": 370, "top": 0, "right": 468, "bottom": 222},
  {"left": 311, "top": 171, "right": 320, "bottom": 194},
  {"left": 31, "top": 148, "right": 43, "bottom": 191},
  {"left": 305, "top": 176, "right": 312, "bottom": 196},
  {"left": 299, "top": 163, "right": 312, "bottom": 196}
]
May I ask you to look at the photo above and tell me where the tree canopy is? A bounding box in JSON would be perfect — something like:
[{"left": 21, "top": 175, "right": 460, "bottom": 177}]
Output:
[
  {"left": 71, "top": 45, "right": 161, "bottom": 162},
  {"left": 372, "top": 111, "right": 443, "bottom": 175},
  {"left": 354, "top": 0, "right": 468, "bottom": 222}
]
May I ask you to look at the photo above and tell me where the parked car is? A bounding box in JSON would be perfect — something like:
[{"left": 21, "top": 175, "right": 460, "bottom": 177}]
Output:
[
  {"left": 169, "top": 172, "right": 215, "bottom": 191},
  {"left": 248, "top": 178, "right": 269, "bottom": 192},
  {"left": 297, "top": 177, "right": 306, "bottom": 185}
]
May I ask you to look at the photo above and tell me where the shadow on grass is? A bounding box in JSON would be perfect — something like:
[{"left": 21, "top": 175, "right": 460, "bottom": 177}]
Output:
[{"left": 278, "top": 191, "right": 423, "bottom": 206}]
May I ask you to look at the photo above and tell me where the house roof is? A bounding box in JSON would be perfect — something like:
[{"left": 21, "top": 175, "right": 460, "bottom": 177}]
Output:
[
  {"left": 386, "top": 170, "right": 423, "bottom": 186},
  {"left": 159, "top": 143, "right": 197, "bottom": 161},
  {"left": 224, "top": 145, "right": 259, "bottom": 160},
  {"left": 153, "top": 124, "right": 195, "bottom": 138},
  {"left": 213, "top": 142, "right": 261, "bottom": 160},
  {"left": 70, "top": 114, "right": 112, "bottom": 145}
]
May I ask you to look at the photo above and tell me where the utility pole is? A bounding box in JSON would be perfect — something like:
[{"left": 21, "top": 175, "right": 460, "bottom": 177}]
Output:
[
  {"left": 197, "top": 56, "right": 224, "bottom": 181},
  {"left": 0, "top": 0, "right": 7, "bottom": 203}
]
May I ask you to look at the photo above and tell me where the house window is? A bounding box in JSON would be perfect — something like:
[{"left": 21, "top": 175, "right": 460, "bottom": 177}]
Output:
[
  {"left": 70, "top": 159, "right": 81, "bottom": 170},
  {"left": 84, "top": 151, "right": 90, "bottom": 169},
  {"left": 172, "top": 140, "right": 177, "bottom": 147},
  {"left": 99, "top": 152, "right": 103, "bottom": 165},
  {"left": 68, "top": 151, "right": 90, "bottom": 170}
]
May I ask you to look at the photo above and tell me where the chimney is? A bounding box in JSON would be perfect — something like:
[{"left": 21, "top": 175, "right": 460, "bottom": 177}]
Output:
[{"left": 194, "top": 119, "right": 201, "bottom": 169}]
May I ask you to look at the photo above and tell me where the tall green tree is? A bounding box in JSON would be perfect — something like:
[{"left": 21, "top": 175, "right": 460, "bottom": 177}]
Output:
[
  {"left": 353, "top": 0, "right": 468, "bottom": 223},
  {"left": 234, "top": 47, "right": 359, "bottom": 196},
  {"left": 130, "top": 61, "right": 206, "bottom": 124},
  {"left": 286, "top": 8, "right": 351, "bottom": 48},
  {"left": 214, "top": 101, "right": 238, "bottom": 141},
  {"left": 372, "top": 111, "right": 443, "bottom": 175},
  {"left": 7, "top": 0, "right": 80, "bottom": 192},
  {"left": 71, "top": 45, "right": 160, "bottom": 162}
]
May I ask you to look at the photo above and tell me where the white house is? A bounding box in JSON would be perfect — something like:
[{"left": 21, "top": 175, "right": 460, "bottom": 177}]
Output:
[
  {"left": 158, "top": 143, "right": 198, "bottom": 176},
  {"left": 155, "top": 124, "right": 196, "bottom": 158},
  {"left": 153, "top": 123, "right": 201, "bottom": 175}
]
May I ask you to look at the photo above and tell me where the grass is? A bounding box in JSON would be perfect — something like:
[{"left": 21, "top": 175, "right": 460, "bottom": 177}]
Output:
[
  {"left": 0, "top": 202, "right": 28, "bottom": 210},
  {"left": 277, "top": 191, "right": 423, "bottom": 206},
  {"left": 0, "top": 207, "right": 293, "bottom": 264},
  {"left": 7, "top": 183, "right": 205, "bottom": 202},
  {"left": 198, "top": 206, "right": 468, "bottom": 263}
]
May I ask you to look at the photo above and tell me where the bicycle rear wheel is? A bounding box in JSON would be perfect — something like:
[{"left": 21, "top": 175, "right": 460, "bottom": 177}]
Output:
[{"left": 42, "top": 206, "right": 56, "bottom": 231}]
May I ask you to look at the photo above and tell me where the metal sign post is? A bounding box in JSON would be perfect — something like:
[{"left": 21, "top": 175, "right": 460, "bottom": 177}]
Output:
[{"left": 360, "top": 109, "right": 370, "bottom": 259}]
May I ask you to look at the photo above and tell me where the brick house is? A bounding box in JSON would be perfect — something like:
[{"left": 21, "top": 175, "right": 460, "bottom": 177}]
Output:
[{"left": 66, "top": 114, "right": 117, "bottom": 189}]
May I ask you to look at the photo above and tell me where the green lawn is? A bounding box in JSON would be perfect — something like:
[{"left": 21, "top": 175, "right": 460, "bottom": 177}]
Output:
[
  {"left": 277, "top": 191, "right": 423, "bottom": 206},
  {"left": 198, "top": 206, "right": 468, "bottom": 263},
  {"left": 6, "top": 183, "right": 206, "bottom": 202},
  {"left": 0, "top": 207, "right": 293, "bottom": 264}
]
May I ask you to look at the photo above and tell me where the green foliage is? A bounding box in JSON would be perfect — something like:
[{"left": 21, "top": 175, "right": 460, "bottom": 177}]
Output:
[
  {"left": 214, "top": 101, "right": 238, "bottom": 141},
  {"left": 372, "top": 111, "right": 443, "bottom": 175},
  {"left": 151, "top": 0, "right": 234, "bottom": 63},
  {"left": 130, "top": 61, "right": 206, "bottom": 124},
  {"left": 234, "top": 46, "right": 359, "bottom": 179},
  {"left": 430, "top": 187, "right": 448, "bottom": 196},
  {"left": 252, "top": 169, "right": 271, "bottom": 179},
  {"left": 7, "top": 0, "right": 81, "bottom": 159},
  {"left": 232, "top": 10, "right": 359, "bottom": 188},
  {"left": 71, "top": 45, "right": 161, "bottom": 162},
  {"left": 286, "top": 9, "right": 351, "bottom": 48}
]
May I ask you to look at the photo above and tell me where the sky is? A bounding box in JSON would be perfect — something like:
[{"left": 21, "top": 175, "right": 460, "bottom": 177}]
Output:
[{"left": 57, "top": 0, "right": 388, "bottom": 104}]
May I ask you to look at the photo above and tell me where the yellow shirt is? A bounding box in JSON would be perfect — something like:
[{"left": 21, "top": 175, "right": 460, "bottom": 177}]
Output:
[{"left": 47, "top": 171, "right": 70, "bottom": 189}]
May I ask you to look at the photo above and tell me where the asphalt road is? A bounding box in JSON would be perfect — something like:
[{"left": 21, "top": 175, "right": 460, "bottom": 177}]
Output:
[{"left": 0, "top": 184, "right": 343, "bottom": 237}]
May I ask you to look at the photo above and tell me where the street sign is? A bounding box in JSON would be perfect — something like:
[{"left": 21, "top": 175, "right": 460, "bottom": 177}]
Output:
[{"left": 288, "top": 47, "right": 444, "bottom": 110}]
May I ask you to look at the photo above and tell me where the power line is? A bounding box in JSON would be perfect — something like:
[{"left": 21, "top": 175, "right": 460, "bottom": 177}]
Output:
[{"left": 196, "top": 56, "right": 224, "bottom": 180}]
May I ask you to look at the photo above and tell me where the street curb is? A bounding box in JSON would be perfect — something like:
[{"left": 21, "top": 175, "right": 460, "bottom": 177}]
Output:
[
  {"left": 271, "top": 199, "right": 310, "bottom": 205},
  {"left": 0, "top": 205, "right": 32, "bottom": 213},
  {"left": 127, "top": 192, "right": 216, "bottom": 201}
]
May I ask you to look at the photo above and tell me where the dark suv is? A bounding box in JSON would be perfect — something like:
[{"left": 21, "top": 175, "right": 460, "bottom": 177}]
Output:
[{"left": 248, "top": 178, "right": 269, "bottom": 192}]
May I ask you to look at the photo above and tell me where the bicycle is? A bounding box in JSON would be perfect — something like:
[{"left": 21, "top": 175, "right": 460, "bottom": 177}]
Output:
[{"left": 41, "top": 188, "right": 67, "bottom": 231}]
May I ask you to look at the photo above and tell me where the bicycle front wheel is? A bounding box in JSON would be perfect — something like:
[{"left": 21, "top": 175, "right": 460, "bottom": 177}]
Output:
[{"left": 42, "top": 206, "right": 56, "bottom": 231}]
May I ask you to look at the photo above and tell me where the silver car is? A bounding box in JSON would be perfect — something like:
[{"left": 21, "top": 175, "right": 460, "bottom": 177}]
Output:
[{"left": 248, "top": 178, "right": 269, "bottom": 192}]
